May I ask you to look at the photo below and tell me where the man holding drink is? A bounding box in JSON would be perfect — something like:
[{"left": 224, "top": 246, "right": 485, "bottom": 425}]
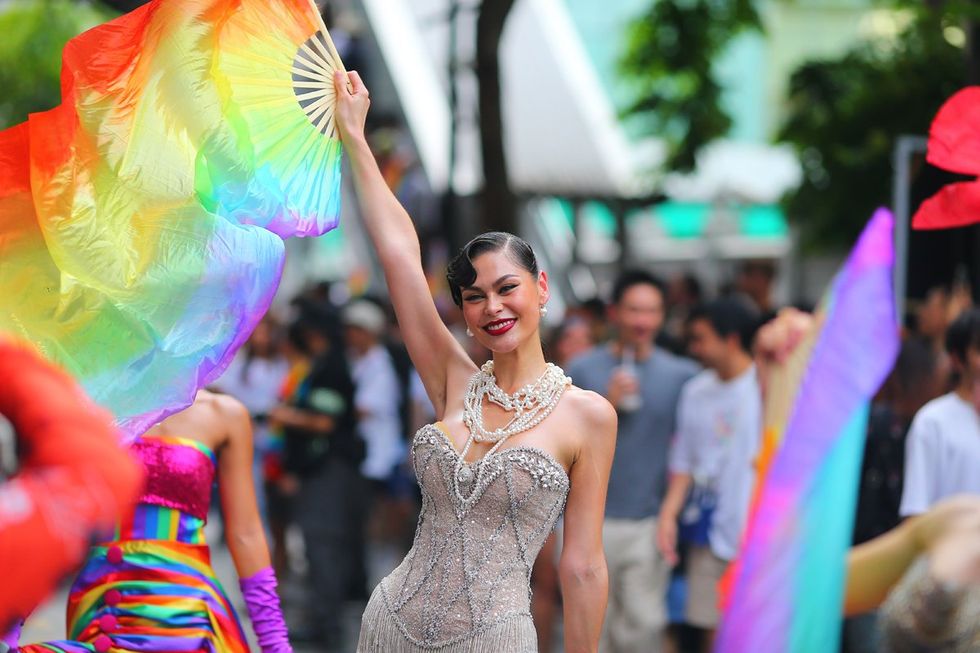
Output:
[{"left": 567, "top": 270, "right": 699, "bottom": 653}]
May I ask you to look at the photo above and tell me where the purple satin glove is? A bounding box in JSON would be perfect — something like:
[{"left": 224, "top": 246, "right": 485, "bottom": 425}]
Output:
[
  {"left": 239, "top": 567, "right": 292, "bottom": 653},
  {"left": 2, "top": 619, "right": 22, "bottom": 649}
]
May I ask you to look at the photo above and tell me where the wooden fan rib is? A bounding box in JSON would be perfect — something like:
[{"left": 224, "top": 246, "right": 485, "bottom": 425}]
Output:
[
  {"left": 296, "top": 88, "right": 333, "bottom": 102},
  {"left": 325, "top": 116, "right": 338, "bottom": 140},
  {"left": 301, "top": 93, "right": 333, "bottom": 119},
  {"left": 290, "top": 66, "right": 331, "bottom": 84},
  {"left": 291, "top": 80, "right": 331, "bottom": 89},
  {"left": 298, "top": 43, "right": 335, "bottom": 76},
  {"left": 294, "top": 55, "right": 332, "bottom": 81},
  {"left": 295, "top": 48, "right": 332, "bottom": 74},
  {"left": 310, "top": 33, "right": 341, "bottom": 73},
  {"left": 305, "top": 103, "right": 330, "bottom": 128},
  {"left": 315, "top": 110, "right": 333, "bottom": 137}
]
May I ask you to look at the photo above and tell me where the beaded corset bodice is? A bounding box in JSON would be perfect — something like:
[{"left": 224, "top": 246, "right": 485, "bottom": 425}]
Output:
[{"left": 376, "top": 423, "right": 569, "bottom": 648}]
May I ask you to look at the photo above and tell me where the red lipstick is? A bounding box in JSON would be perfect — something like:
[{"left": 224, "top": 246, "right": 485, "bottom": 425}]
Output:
[{"left": 483, "top": 318, "right": 516, "bottom": 336}]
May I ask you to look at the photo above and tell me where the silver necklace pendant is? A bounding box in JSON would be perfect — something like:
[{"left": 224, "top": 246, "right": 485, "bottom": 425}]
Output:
[{"left": 456, "top": 465, "right": 474, "bottom": 484}]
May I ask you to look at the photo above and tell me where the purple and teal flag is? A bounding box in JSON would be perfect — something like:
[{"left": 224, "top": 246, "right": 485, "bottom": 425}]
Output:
[{"left": 716, "top": 208, "right": 900, "bottom": 652}]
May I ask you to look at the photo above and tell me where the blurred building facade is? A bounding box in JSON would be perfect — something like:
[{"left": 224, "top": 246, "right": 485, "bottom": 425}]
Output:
[{"left": 286, "top": 0, "right": 897, "bottom": 311}]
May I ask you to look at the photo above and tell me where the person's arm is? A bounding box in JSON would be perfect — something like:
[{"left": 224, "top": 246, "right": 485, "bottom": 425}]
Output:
[
  {"left": 215, "top": 395, "right": 291, "bottom": 653},
  {"left": 559, "top": 394, "right": 617, "bottom": 653},
  {"left": 217, "top": 396, "right": 272, "bottom": 577},
  {"left": 0, "top": 338, "right": 143, "bottom": 631},
  {"left": 267, "top": 404, "right": 334, "bottom": 435},
  {"left": 844, "top": 494, "right": 980, "bottom": 615},
  {"left": 657, "top": 472, "right": 692, "bottom": 566},
  {"left": 843, "top": 518, "right": 921, "bottom": 615},
  {"left": 332, "top": 71, "right": 474, "bottom": 417},
  {"left": 657, "top": 387, "right": 695, "bottom": 565}
]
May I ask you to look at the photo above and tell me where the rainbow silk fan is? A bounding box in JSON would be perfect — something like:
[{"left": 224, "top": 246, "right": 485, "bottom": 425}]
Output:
[{"left": 0, "top": 0, "right": 347, "bottom": 439}]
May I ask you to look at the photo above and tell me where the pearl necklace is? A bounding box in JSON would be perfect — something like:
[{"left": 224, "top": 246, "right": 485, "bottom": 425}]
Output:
[
  {"left": 453, "top": 361, "right": 570, "bottom": 501},
  {"left": 462, "top": 361, "right": 571, "bottom": 443}
]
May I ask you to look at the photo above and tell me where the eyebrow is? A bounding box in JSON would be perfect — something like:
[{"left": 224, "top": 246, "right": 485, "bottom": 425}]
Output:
[{"left": 463, "top": 274, "right": 520, "bottom": 292}]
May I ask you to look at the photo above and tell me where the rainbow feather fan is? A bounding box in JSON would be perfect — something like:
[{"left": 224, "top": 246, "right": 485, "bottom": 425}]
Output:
[
  {"left": 715, "top": 209, "right": 900, "bottom": 653},
  {"left": 0, "top": 0, "right": 345, "bottom": 438}
]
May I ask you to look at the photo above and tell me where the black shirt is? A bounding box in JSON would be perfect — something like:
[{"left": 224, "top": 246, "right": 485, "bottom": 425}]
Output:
[{"left": 283, "top": 348, "right": 363, "bottom": 475}]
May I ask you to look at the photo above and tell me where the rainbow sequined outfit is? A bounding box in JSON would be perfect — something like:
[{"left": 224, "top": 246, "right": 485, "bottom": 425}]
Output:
[{"left": 21, "top": 436, "right": 248, "bottom": 653}]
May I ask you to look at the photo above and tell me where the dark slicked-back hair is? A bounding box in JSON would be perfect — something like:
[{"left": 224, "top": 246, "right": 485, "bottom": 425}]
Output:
[
  {"left": 446, "top": 232, "right": 538, "bottom": 307},
  {"left": 611, "top": 269, "right": 665, "bottom": 305},
  {"left": 945, "top": 307, "right": 980, "bottom": 365},
  {"left": 687, "top": 297, "right": 760, "bottom": 352}
]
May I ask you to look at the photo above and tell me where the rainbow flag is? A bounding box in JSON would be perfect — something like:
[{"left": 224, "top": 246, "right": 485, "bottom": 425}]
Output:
[
  {"left": 0, "top": 0, "right": 345, "bottom": 438},
  {"left": 715, "top": 209, "right": 899, "bottom": 652}
]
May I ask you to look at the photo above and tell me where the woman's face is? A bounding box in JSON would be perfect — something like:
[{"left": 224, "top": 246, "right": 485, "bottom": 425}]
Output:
[{"left": 459, "top": 250, "right": 548, "bottom": 354}]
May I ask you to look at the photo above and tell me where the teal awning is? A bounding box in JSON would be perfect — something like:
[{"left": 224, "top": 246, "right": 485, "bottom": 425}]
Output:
[{"left": 548, "top": 199, "right": 789, "bottom": 240}]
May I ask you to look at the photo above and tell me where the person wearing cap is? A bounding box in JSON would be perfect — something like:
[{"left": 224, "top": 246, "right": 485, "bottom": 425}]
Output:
[
  {"left": 343, "top": 299, "right": 405, "bottom": 489},
  {"left": 342, "top": 299, "right": 411, "bottom": 591}
]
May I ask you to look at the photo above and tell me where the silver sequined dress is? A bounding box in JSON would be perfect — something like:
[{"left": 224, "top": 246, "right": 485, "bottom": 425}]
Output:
[{"left": 357, "top": 423, "right": 570, "bottom": 652}]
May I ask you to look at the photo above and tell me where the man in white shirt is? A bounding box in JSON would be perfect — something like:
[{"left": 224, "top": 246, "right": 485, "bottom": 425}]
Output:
[
  {"left": 657, "top": 297, "right": 762, "bottom": 645},
  {"left": 342, "top": 300, "right": 405, "bottom": 484},
  {"left": 900, "top": 308, "right": 980, "bottom": 517}
]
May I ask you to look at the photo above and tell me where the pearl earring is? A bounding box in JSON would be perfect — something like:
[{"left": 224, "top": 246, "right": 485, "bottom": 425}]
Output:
[
  {"left": 466, "top": 327, "right": 474, "bottom": 337},
  {"left": 539, "top": 305, "right": 548, "bottom": 317}
]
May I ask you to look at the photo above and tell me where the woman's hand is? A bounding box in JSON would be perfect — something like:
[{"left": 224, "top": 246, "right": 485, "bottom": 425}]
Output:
[
  {"left": 905, "top": 494, "right": 980, "bottom": 554},
  {"left": 754, "top": 307, "right": 814, "bottom": 366},
  {"left": 753, "top": 307, "right": 815, "bottom": 399},
  {"left": 333, "top": 70, "right": 370, "bottom": 147}
]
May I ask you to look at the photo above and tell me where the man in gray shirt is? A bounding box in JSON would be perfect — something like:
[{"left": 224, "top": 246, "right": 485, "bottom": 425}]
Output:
[{"left": 567, "top": 270, "right": 698, "bottom": 653}]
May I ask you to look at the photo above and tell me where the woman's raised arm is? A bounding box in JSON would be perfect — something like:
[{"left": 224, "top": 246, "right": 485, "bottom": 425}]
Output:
[{"left": 333, "top": 71, "right": 473, "bottom": 416}]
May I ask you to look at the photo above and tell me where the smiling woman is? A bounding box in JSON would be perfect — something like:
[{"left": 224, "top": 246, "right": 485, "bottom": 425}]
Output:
[{"left": 334, "top": 70, "right": 617, "bottom": 653}]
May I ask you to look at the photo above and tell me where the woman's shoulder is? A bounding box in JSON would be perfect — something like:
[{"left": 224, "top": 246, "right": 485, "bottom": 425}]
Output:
[
  {"left": 561, "top": 385, "right": 617, "bottom": 437},
  {"left": 193, "top": 390, "right": 251, "bottom": 444}
]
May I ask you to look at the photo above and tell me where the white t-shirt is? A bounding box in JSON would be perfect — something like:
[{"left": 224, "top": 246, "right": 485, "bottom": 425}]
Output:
[
  {"left": 669, "top": 366, "right": 762, "bottom": 560},
  {"left": 214, "top": 353, "right": 289, "bottom": 415},
  {"left": 212, "top": 353, "right": 289, "bottom": 449},
  {"left": 899, "top": 392, "right": 980, "bottom": 516},
  {"left": 351, "top": 345, "right": 406, "bottom": 481}
]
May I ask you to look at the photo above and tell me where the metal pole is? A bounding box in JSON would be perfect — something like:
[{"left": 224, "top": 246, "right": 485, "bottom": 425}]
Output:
[
  {"left": 891, "top": 135, "right": 927, "bottom": 321},
  {"left": 442, "top": 0, "right": 460, "bottom": 252}
]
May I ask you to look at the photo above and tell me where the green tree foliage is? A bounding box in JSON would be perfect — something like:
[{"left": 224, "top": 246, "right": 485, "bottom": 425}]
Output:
[
  {"left": 0, "top": 0, "right": 116, "bottom": 130},
  {"left": 780, "top": 7, "right": 966, "bottom": 249},
  {"left": 619, "top": 0, "right": 761, "bottom": 171}
]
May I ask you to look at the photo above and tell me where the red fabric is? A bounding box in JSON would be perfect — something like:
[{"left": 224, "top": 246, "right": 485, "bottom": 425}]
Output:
[
  {"left": 912, "top": 180, "right": 980, "bottom": 230},
  {"left": 925, "top": 86, "right": 980, "bottom": 176},
  {"left": 913, "top": 86, "right": 980, "bottom": 229},
  {"left": 0, "top": 338, "right": 143, "bottom": 630}
]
